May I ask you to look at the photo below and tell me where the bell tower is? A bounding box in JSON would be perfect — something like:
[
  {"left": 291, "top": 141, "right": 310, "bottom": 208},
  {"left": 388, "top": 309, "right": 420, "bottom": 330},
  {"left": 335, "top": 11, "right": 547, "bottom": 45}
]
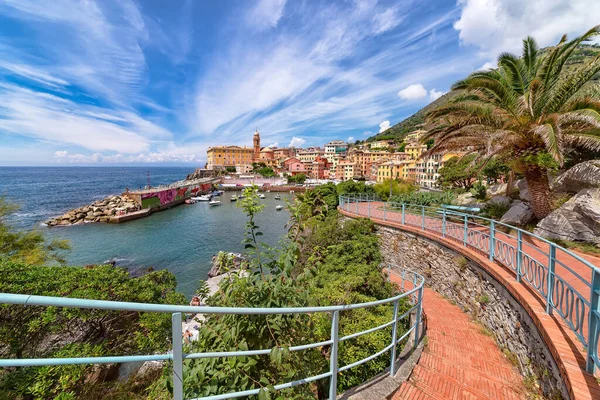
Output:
[{"left": 253, "top": 129, "right": 260, "bottom": 162}]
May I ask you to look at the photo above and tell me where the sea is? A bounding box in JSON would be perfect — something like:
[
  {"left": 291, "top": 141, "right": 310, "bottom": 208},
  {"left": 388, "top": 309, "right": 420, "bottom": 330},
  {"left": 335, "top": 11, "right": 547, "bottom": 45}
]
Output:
[{"left": 0, "top": 167, "right": 292, "bottom": 296}]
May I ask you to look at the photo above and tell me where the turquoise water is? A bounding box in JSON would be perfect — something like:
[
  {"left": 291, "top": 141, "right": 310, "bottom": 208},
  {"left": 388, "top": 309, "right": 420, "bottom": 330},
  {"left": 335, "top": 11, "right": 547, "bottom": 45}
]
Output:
[{"left": 0, "top": 167, "right": 292, "bottom": 296}]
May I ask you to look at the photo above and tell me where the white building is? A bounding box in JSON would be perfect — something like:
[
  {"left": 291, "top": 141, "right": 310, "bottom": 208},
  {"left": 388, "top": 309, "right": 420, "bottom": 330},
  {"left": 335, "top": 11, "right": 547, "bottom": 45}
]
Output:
[{"left": 325, "top": 140, "right": 348, "bottom": 154}]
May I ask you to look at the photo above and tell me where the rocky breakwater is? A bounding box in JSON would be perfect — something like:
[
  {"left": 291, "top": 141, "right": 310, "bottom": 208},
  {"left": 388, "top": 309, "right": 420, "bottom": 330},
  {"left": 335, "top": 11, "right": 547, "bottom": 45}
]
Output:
[{"left": 46, "top": 195, "right": 140, "bottom": 226}]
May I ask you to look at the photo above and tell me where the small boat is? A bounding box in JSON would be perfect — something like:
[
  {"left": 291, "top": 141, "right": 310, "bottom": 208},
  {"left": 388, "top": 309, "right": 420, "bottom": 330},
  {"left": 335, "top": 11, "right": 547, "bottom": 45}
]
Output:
[
  {"left": 185, "top": 199, "right": 196, "bottom": 204},
  {"left": 275, "top": 205, "right": 284, "bottom": 211},
  {"left": 230, "top": 195, "right": 238, "bottom": 202},
  {"left": 274, "top": 194, "right": 281, "bottom": 200},
  {"left": 211, "top": 191, "right": 223, "bottom": 197},
  {"left": 258, "top": 193, "right": 266, "bottom": 199},
  {"left": 192, "top": 194, "right": 211, "bottom": 201},
  {"left": 209, "top": 200, "right": 222, "bottom": 206}
]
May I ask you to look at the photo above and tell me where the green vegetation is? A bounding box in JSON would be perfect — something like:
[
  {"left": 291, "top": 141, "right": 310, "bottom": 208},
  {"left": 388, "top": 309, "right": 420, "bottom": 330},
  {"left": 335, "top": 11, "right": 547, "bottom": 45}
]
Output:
[
  {"left": 437, "top": 154, "right": 479, "bottom": 190},
  {"left": 425, "top": 26, "right": 600, "bottom": 220},
  {"left": 373, "top": 179, "right": 416, "bottom": 201},
  {"left": 287, "top": 173, "right": 306, "bottom": 184},
  {"left": 0, "top": 197, "right": 69, "bottom": 265},
  {"left": 252, "top": 163, "right": 276, "bottom": 178},
  {"left": 0, "top": 261, "right": 186, "bottom": 399},
  {"left": 389, "top": 191, "right": 456, "bottom": 206},
  {"left": 149, "top": 185, "right": 409, "bottom": 399},
  {"left": 225, "top": 166, "right": 237, "bottom": 173},
  {"left": 550, "top": 239, "right": 600, "bottom": 256},
  {"left": 481, "top": 202, "right": 511, "bottom": 219}
]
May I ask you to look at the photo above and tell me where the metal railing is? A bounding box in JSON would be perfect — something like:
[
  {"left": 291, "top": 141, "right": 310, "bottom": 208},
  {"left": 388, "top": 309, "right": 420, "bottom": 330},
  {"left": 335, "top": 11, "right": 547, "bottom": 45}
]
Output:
[
  {"left": 340, "top": 195, "right": 600, "bottom": 374},
  {"left": 0, "top": 266, "right": 424, "bottom": 400}
]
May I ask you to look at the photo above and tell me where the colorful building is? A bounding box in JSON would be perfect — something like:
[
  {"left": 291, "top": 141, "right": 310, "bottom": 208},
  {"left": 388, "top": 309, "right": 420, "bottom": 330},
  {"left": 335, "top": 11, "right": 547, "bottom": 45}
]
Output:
[{"left": 405, "top": 143, "right": 428, "bottom": 160}]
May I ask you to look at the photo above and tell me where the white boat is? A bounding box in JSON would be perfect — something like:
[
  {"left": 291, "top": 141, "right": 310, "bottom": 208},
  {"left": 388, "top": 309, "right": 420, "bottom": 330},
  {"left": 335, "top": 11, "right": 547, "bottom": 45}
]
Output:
[
  {"left": 230, "top": 195, "right": 238, "bottom": 201},
  {"left": 258, "top": 193, "right": 266, "bottom": 199},
  {"left": 192, "top": 194, "right": 211, "bottom": 201},
  {"left": 209, "top": 200, "right": 222, "bottom": 206},
  {"left": 275, "top": 205, "right": 284, "bottom": 211},
  {"left": 274, "top": 194, "right": 281, "bottom": 200}
]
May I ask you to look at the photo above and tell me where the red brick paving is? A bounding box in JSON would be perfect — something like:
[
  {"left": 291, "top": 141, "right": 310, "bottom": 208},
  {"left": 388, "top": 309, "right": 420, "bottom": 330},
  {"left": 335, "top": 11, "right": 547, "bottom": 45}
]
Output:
[
  {"left": 339, "top": 202, "right": 600, "bottom": 400},
  {"left": 390, "top": 285, "right": 527, "bottom": 400}
]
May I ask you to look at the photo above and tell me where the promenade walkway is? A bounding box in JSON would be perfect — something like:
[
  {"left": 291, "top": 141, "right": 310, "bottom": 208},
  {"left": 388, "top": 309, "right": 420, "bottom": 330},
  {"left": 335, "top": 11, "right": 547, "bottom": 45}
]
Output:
[
  {"left": 340, "top": 201, "right": 600, "bottom": 400},
  {"left": 390, "top": 286, "right": 526, "bottom": 400}
]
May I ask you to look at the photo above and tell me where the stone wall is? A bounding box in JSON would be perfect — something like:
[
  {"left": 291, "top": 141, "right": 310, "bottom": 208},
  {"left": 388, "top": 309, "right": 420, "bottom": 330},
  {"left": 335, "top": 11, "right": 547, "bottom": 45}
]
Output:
[{"left": 377, "top": 225, "right": 568, "bottom": 399}]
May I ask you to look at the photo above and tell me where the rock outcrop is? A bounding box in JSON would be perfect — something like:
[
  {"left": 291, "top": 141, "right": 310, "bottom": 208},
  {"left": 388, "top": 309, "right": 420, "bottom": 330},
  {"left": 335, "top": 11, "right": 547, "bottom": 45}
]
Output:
[
  {"left": 500, "top": 201, "right": 535, "bottom": 226},
  {"left": 46, "top": 195, "right": 140, "bottom": 226},
  {"left": 516, "top": 179, "right": 530, "bottom": 202},
  {"left": 207, "top": 252, "right": 247, "bottom": 278},
  {"left": 553, "top": 160, "right": 600, "bottom": 194},
  {"left": 534, "top": 188, "right": 600, "bottom": 245}
]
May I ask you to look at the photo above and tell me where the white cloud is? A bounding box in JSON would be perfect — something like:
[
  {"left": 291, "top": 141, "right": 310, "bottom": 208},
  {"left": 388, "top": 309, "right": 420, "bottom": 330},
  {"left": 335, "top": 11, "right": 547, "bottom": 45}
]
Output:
[
  {"left": 267, "top": 142, "right": 279, "bottom": 148},
  {"left": 398, "top": 84, "right": 428, "bottom": 100},
  {"left": 246, "top": 0, "right": 287, "bottom": 30},
  {"left": 288, "top": 137, "right": 306, "bottom": 148},
  {"left": 53, "top": 150, "right": 203, "bottom": 164},
  {"left": 0, "top": 83, "right": 170, "bottom": 153},
  {"left": 454, "top": 0, "right": 600, "bottom": 57},
  {"left": 429, "top": 88, "right": 444, "bottom": 101},
  {"left": 480, "top": 61, "right": 496, "bottom": 70},
  {"left": 347, "top": 136, "right": 355, "bottom": 142},
  {"left": 379, "top": 121, "right": 391, "bottom": 133},
  {"left": 372, "top": 8, "right": 403, "bottom": 35}
]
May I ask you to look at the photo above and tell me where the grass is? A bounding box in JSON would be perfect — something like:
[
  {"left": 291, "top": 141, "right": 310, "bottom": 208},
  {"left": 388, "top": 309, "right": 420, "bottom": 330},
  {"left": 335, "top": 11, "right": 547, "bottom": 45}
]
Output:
[
  {"left": 476, "top": 294, "right": 490, "bottom": 304},
  {"left": 551, "top": 239, "right": 600, "bottom": 256}
]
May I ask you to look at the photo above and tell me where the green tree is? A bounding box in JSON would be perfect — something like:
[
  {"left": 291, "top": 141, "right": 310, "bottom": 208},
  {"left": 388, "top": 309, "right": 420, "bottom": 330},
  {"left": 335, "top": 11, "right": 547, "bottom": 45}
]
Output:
[
  {"left": 425, "top": 26, "right": 600, "bottom": 219},
  {"left": 373, "top": 179, "right": 416, "bottom": 201},
  {"left": 437, "top": 154, "right": 479, "bottom": 190},
  {"left": 0, "top": 197, "right": 69, "bottom": 265},
  {"left": 287, "top": 173, "right": 306, "bottom": 184}
]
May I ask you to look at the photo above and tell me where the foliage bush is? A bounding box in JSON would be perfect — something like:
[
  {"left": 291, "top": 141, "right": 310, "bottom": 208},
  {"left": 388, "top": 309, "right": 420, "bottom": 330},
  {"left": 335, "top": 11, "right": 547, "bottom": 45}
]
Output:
[
  {"left": 373, "top": 179, "right": 416, "bottom": 201},
  {"left": 388, "top": 191, "right": 456, "bottom": 206},
  {"left": 287, "top": 173, "right": 306, "bottom": 184}
]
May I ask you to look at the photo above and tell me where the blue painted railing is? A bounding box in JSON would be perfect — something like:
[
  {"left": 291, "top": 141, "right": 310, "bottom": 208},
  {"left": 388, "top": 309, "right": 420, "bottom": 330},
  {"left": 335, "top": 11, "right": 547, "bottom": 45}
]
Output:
[
  {"left": 340, "top": 195, "right": 600, "bottom": 374},
  {"left": 0, "top": 266, "right": 424, "bottom": 400}
]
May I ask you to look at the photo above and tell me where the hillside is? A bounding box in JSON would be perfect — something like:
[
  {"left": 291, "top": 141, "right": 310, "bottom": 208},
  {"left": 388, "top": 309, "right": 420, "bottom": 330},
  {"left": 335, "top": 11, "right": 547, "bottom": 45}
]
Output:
[{"left": 368, "top": 44, "right": 600, "bottom": 143}]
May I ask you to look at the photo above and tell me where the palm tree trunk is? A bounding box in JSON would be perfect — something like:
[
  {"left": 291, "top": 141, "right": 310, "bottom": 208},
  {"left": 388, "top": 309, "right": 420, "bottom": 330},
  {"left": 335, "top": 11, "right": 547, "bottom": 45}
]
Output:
[{"left": 523, "top": 167, "right": 553, "bottom": 220}]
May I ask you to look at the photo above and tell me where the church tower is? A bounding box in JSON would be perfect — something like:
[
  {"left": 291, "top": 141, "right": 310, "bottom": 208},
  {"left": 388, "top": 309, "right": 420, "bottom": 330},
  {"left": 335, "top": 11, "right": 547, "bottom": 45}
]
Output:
[{"left": 253, "top": 129, "right": 260, "bottom": 162}]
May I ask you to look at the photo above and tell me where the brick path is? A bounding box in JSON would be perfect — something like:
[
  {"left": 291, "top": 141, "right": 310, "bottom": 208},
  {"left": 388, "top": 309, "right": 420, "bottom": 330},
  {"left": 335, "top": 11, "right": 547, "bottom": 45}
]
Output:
[
  {"left": 391, "top": 286, "right": 527, "bottom": 400},
  {"left": 339, "top": 201, "right": 600, "bottom": 399}
]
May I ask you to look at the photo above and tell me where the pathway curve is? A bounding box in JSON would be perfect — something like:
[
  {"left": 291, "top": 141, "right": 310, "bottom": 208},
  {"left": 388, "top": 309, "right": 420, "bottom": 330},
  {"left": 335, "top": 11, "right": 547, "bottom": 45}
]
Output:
[
  {"left": 340, "top": 201, "right": 600, "bottom": 399},
  {"left": 391, "top": 285, "right": 527, "bottom": 400}
]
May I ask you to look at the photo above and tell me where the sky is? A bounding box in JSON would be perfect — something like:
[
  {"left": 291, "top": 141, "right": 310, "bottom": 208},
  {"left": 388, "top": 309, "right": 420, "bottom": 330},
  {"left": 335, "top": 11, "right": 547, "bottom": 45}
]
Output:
[{"left": 0, "top": 0, "right": 598, "bottom": 166}]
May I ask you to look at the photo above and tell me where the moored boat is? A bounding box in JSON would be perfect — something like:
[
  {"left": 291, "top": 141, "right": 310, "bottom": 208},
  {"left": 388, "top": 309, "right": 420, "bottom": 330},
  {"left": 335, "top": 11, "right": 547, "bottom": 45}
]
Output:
[
  {"left": 275, "top": 205, "right": 283, "bottom": 211},
  {"left": 192, "top": 194, "right": 211, "bottom": 201},
  {"left": 258, "top": 193, "right": 266, "bottom": 199},
  {"left": 230, "top": 195, "right": 238, "bottom": 201},
  {"left": 274, "top": 194, "right": 281, "bottom": 200},
  {"left": 209, "top": 200, "right": 222, "bottom": 206}
]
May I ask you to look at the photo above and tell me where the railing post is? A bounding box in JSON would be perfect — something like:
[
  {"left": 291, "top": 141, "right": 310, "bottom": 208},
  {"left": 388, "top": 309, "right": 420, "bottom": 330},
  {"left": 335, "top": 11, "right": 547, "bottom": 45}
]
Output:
[
  {"left": 489, "top": 220, "right": 495, "bottom": 261},
  {"left": 586, "top": 268, "right": 600, "bottom": 373},
  {"left": 356, "top": 197, "right": 359, "bottom": 214},
  {"left": 390, "top": 299, "right": 400, "bottom": 376},
  {"left": 329, "top": 310, "right": 340, "bottom": 400},
  {"left": 421, "top": 206, "right": 425, "bottom": 230},
  {"left": 172, "top": 312, "right": 184, "bottom": 400},
  {"left": 516, "top": 230, "right": 522, "bottom": 283},
  {"left": 442, "top": 210, "right": 447, "bottom": 237},
  {"left": 546, "top": 244, "right": 556, "bottom": 315},
  {"left": 413, "top": 285, "right": 423, "bottom": 350},
  {"left": 401, "top": 204, "right": 405, "bottom": 225},
  {"left": 383, "top": 202, "right": 387, "bottom": 221},
  {"left": 463, "top": 215, "right": 468, "bottom": 247},
  {"left": 368, "top": 201, "right": 371, "bottom": 218}
]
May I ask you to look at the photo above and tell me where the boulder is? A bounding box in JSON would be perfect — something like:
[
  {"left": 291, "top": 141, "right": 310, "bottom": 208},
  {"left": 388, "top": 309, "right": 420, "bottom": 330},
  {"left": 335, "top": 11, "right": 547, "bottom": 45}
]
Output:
[
  {"left": 455, "top": 192, "right": 475, "bottom": 206},
  {"left": 489, "top": 195, "right": 511, "bottom": 206},
  {"left": 516, "top": 179, "right": 529, "bottom": 202},
  {"left": 487, "top": 183, "right": 507, "bottom": 197},
  {"left": 553, "top": 160, "right": 600, "bottom": 193},
  {"left": 500, "top": 201, "right": 535, "bottom": 226},
  {"left": 534, "top": 188, "right": 600, "bottom": 245}
]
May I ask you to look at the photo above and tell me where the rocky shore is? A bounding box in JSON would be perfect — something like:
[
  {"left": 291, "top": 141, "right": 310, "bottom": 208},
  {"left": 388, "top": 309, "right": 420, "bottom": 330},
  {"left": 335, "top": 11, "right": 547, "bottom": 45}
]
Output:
[{"left": 46, "top": 195, "right": 140, "bottom": 226}]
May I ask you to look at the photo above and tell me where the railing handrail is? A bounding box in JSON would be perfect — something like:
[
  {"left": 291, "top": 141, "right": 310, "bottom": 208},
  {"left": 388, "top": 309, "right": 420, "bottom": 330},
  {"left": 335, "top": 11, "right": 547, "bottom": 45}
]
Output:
[
  {"left": 339, "top": 194, "right": 600, "bottom": 375},
  {"left": 0, "top": 265, "right": 425, "bottom": 400}
]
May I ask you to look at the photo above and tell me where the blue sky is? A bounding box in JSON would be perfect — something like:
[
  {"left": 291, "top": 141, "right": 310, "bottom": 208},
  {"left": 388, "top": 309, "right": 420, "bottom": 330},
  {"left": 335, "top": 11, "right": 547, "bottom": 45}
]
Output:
[{"left": 0, "top": 0, "right": 598, "bottom": 166}]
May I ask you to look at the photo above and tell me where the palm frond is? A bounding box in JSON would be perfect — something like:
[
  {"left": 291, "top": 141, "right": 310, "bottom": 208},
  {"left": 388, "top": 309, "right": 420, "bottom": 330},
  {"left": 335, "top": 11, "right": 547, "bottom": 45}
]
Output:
[
  {"left": 533, "top": 117, "right": 564, "bottom": 164},
  {"left": 563, "top": 131, "right": 600, "bottom": 151},
  {"left": 522, "top": 36, "right": 539, "bottom": 78},
  {"left": 545, "top": 53, "right": 600, "bottom": 114},
  {"left": 498, "top": 52, "right": 527, "bottom": 94}
]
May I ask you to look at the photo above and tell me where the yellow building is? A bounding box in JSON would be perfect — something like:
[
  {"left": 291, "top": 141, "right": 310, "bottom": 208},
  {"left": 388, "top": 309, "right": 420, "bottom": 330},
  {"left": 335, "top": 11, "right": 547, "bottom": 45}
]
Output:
[
  {"left": 336, "top": 160, "right": 358, "bottom": 181},
  {"left": 405, "top": 130, "right": 426, "bottom": 143},
  {"left": 206, "top": 145, "right": 254, "bottom": 169},
  {"left": 377, "top": 160, "right": 411, "bottom": 183},
  {"left": 405, "top": 143, "right": 427, "bottom": 160},
  {"left": 415, "top": 152, "right": 462, "bottom": 188}
]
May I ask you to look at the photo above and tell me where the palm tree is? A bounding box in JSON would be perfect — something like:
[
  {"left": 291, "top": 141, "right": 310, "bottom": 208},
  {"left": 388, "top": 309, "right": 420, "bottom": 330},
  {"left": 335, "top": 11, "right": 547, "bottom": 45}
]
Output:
[{"left": 424, "top": 26, "right": 600, "bottom": 219}]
